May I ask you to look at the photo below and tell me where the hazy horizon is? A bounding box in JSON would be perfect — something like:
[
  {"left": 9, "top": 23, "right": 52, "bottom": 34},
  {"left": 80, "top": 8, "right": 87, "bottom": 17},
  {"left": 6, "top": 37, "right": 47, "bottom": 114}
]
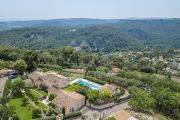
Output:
[
  {"left": 0, "top": 0, "right": 180, "bottom": 21},
  {"left": 1, "top": 17, "right": 180, "bottom": 22}
]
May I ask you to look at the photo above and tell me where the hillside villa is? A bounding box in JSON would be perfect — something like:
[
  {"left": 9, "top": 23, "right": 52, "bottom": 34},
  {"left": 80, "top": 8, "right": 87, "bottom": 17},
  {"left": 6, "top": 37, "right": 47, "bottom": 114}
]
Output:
[{"left": 27, "top": 71, "right": 118, "bottom": 115}]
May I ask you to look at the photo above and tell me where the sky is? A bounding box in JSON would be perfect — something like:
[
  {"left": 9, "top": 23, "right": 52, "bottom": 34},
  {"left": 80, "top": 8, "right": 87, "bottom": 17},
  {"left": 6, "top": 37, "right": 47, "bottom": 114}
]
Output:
[{"left": 0, "top": 0, "right": 180, "bottom": 20}]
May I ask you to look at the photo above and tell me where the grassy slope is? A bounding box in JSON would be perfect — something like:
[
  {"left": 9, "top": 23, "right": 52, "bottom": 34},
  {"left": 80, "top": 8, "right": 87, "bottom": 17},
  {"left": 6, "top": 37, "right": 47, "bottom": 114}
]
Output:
[
  {"left": 30, "top": 89, "right": 42, "bottom": 98},
  {"left": 36, "top": 102, "right": 48, "bottom": 111}
]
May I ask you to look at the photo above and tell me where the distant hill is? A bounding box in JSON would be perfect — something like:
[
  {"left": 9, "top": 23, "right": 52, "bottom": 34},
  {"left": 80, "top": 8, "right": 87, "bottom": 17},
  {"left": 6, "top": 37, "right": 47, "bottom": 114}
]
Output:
[
  {"left": 0, "top": 18, "right": 180, "bottom": 52},
  {"left": 0, "top": 18, "right": 118, "bottom": 31}
]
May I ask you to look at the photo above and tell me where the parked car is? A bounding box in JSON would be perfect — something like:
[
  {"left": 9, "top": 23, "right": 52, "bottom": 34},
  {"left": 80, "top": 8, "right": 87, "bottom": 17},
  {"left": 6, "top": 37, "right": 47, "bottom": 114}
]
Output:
[{"left": 8, "top": 71, "right": 18, "bottom": 79}]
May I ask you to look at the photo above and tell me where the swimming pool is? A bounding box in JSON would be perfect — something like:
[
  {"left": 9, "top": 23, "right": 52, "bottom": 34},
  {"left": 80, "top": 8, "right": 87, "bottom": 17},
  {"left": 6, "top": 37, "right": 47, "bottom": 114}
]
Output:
[{"left": 70, "top": 78, "right": 100, "bottom": 90}]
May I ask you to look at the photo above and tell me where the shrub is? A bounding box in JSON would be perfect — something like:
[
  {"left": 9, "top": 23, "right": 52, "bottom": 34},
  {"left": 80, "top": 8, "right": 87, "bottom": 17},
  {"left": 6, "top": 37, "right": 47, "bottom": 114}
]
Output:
[
  {"left": 140, "top": 67, "right": 154, "bottom": 73},
  {"left": 62, "top": 106, "right": 65, "bottom": 115},
  {"left": 39, "top": 84, "right": 48, "bottom": 93},
  {"left": 96, "top": 66, "right": 109, "bottom": 73},
  {"left": 0, "top": 60, "right": 13, "bottom": 69},
  {"left": 64, "top": 111, "right": 81, "bottom": 119},
  {"left": 12, "top": 114, "right": 19, "bottom": 120},
  {"left": 48, "top": 94, "right": 55, "bottom": 101},
  {"left": 127, "top": 86, "right": 140, "bottom": 94},
  {"left": 106, "top": 116, "right": 116, "bottom": 120},
  {"left": 87, "top": 71, "right": 144, "bottom": 88},
  {"left": 114, "top": 87, "right": 125, "bottom": 97},
  {"left": 13, "top": 59, "right": 27, "bottom": 75},
  {"left": 0, "top": 96, "right": 9, "bottom": 105},
  {"left": 48, "top": 102, "right": 55, "bottom": 109},
  {"left": 32, "top": 109, "right": 41, "bottom": 119},
  {"left": 129, "top": 89, "right": 155, "bottom": 112},
  {"left": 84, "top": 76, "right": 106, "bottom": 85},
  {"left": 117, "top": 70, "right": 141, "bottom": 80}
]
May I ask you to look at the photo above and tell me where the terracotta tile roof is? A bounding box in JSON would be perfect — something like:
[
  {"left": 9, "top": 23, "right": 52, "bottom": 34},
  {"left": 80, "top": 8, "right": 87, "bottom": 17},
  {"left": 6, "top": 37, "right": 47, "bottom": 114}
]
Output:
[
  {"left": 28, "top": 71, "right": 70, "bottom": 88},
  {"left": 41, "top": 73, "right": 70, "bottom": 86},
  {"left": 53, "top": 90, "right": 85, "bottom": 108},
  {"left": 28, "top": 71, "right": 44, "bottom": 81},
  {"left": 48, "top": 87, "right": 61, "bottom": 96},
  {"left": 25, "top": 79, "right": 35, "bottom": 87}
]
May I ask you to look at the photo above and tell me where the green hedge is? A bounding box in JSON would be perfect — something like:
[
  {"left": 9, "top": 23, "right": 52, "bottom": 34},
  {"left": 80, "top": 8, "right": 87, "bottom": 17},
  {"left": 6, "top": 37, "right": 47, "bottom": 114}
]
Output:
[
  {"left": 0, "top": 60, "right": 13, "bottom": 69},
  {"left": 63, "top": 111, "right": 81, "bottom": 119},
  {"left": 3, "top": 80, "right": 12, "bottom": 96},
  {"left": 39, "top": 64, "right": 62, "bottom": 72},
  {"left": 87, "top": 71, "right": 144, "bottom": 88},
  {"left": 84, "top": 76, "right": 107, "bottom": 85}
]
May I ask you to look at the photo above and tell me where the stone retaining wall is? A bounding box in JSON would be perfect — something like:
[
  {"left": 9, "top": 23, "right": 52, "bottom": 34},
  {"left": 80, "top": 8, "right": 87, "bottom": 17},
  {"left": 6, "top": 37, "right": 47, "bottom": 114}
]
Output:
[
  {"left": 86, "top": 101, "right": 115, "bottom": 110},
  {"left": 86, "top": 95, "right": 130, "bottom": 110}
]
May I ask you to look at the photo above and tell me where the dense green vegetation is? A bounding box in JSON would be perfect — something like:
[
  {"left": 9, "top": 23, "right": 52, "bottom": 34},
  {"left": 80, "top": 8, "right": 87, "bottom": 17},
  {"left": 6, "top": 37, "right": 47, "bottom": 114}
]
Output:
[
  {"left": 0, "top": 34, "right": 179, "bottom": 120},
  {"left": 3, "top": 80, "right": 12, "bottom": 96},
  {"left": 87, "top": 71, "right": 144, "bottom": 88},
  {"left": 117, "top": 70, "right": 180, "bottom": 119},
  {"left": 83, "top": 76, "right": 107, "bottom": 85},
  {"left": 87, "top": 89, "right": 113, "bottom": 105},
  {"left": 0, "top": 19, "right": 180, "bottom": 52}
]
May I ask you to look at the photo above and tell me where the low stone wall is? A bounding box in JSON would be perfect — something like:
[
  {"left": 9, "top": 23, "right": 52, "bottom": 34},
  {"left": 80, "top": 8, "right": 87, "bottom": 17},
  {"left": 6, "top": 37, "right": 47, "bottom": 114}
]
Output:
[
  {"left": 86, "top": 94, "right": 130, "bottom": 110},
  {"left": 86, "top": 101, "right": 115, "bottom": 110}
]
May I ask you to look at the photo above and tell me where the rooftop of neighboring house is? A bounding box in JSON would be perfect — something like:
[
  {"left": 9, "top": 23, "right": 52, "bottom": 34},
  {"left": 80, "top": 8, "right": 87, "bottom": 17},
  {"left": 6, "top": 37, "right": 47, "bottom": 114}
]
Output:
[
  {"left": 53, "top": 90, "right": 85, "bottom": 107},
  {"left": 111, "top": 67, "right": 120, "bottom": 75}
]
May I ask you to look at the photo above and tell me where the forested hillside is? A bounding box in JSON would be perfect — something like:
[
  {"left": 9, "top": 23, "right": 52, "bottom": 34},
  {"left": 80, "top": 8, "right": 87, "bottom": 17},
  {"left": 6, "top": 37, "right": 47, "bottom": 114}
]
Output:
[
  {"left": 0, "top": 18, "right": 118, "bottom": 30},
  {"left": 0, "top": 19, "right": 180, "bottom": 52}
]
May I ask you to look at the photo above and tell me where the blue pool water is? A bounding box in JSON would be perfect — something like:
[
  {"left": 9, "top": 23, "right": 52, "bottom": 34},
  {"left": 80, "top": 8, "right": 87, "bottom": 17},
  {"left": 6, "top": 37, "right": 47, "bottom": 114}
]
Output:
[{"left": 76, "top": 79, "right": 100, "bottom": 90}]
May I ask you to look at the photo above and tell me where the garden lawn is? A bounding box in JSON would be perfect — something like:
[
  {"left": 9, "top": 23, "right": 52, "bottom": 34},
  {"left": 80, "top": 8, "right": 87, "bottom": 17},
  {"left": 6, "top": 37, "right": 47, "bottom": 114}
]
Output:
[
  {"left": 64, "top": 83, "right": 90, "bottom": 92},
  {"left": 34, "top": 88, "right": 48, "bottom": 96},
  {"left": 64, "top": 84, "right": 83, "bottom": 91},
  {"left": 31, "top": 88, "right": 48, "bottom": 97},
  {"left": 36, "top": 101, "right": 48, "bottom": 111},
  {"left": 30, "top": 89, "right": 43, "bottom": 98},
  {"left": 8, "top": 97, "right": 35, "bottom": 120}
]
